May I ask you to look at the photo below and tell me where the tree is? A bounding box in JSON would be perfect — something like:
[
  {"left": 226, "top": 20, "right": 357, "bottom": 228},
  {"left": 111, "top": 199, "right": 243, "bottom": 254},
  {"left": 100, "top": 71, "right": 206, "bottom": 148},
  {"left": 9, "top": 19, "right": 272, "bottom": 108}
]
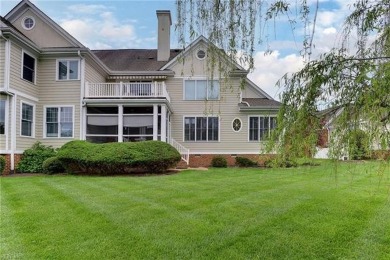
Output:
[{"left": 176, "top": 0, "right": 390, "bottom": 159}]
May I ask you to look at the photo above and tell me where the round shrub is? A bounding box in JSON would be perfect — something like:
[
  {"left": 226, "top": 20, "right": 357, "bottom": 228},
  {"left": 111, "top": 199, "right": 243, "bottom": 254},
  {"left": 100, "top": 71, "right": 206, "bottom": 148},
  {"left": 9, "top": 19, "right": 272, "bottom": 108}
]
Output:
[
  {"left": 16, "top": 142, "right": 56, "bottom": 173},
  {"left": 57, "top": 140, "right": 181, "bottom": 175},
  {"left": 211, "top": 156, "right": 227, "bottom": 168},
  {"left": 235, "top": 156, "right": 257, "bottom": 167},
  {"left": 0, "top": 156, "right": 6, "bottom": 175},
  {"left": 42, "top": 157, "right": 65, "bottom": 174}
]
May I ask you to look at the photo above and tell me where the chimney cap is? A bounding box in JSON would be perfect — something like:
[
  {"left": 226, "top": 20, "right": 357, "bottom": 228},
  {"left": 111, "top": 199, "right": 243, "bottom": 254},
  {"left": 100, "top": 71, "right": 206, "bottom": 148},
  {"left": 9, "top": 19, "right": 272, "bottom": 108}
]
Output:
[{"left": 156, "top": 10, "right": 172, "bottom": 25}]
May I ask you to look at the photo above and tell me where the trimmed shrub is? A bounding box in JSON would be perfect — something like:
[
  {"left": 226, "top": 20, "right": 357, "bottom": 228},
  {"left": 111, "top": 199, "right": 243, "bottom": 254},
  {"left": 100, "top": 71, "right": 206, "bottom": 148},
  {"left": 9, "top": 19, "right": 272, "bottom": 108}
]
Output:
[
  {"left": 0, "top": 156, "right": 6, "bottom": 175},
  {"left": 16, "top": 142, "right": 56, "bottom": 173},
  {"left": 211, "top": 156, "right": 227, "bottom": 168},
  {"left": 42, "top": 157, "right": 65, "bottom": 174},
  {"left": 57, "top": 140, "right": 181, "bottom": 174},
  {"left": 235, "top": 157, "right": 257, "bottom": 167}
]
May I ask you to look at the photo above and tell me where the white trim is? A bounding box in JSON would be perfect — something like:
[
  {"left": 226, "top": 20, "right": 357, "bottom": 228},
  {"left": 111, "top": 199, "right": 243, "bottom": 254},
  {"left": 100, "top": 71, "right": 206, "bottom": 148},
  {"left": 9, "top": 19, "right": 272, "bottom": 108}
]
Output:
[
  {"left": 20, "top": 100, "right": 35, "bottom": 138},
  {"left": 161, "top": 104, "right": 167, "bottom": 142},
  {"left": 182, "top": 115, "right": 221, "bottom": 142},
  {"left": 0, "top": 99, "right": 7, "bottom": 142},
  {"left": 10, "top": 94, "right": 17, "bottom": 171},
  {"left": 21, "top": 16, "right": 35, "bottom": 30},
  {"left": 56, "top": 58, "right": 81, "bottom": 81},
  {"left": 43, "top": 105, "right": 75, "bottom": 138},
  {"left": 20, "top": 49, "right": 37, "bottom": 84},
  {"left": 232, "top": 117, "right": 242, "bottom": 133},
  {"left": 79, "top": 56, "right": 85, "bottom": 140},
  {"left": 0, "top": 150, "right": 24, "bottom": 154}
]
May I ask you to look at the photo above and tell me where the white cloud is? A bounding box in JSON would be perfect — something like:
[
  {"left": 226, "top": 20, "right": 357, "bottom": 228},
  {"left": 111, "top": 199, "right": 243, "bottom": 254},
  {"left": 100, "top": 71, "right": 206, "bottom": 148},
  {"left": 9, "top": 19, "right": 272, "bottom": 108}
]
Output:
[
  {"left": 248, "top": 51, "right": 305, "bottom": 100},
  {"left": 59, "top": 4, "right": 146, "bottom": 49}
]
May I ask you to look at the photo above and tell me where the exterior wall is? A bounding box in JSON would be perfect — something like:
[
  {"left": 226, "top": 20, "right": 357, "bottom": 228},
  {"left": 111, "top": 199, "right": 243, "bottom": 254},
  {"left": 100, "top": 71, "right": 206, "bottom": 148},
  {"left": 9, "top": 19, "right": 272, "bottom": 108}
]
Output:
[
  {"left": 9, "top": 42, "right": 39, "bottom": 98},
  {"left": 167, "top": 77, "right": 277, "bottom": 154},
  {"left": 0, "top": 153, "right": 22, "bottom": 175},
  {"left": 0, "top": 39, "right": 5, "bottom": 87},
  {"left": 85, "top": 58, "right": 106, "bottom": 83},
  {"left": 37, "top": 56, "right": 81, "bottom": 148},
  {"left": 12, "top": 9, "right": 74, "bottom": 48},
  {"left": 242, "top": 83, "right": 266, "bottom": 98}
]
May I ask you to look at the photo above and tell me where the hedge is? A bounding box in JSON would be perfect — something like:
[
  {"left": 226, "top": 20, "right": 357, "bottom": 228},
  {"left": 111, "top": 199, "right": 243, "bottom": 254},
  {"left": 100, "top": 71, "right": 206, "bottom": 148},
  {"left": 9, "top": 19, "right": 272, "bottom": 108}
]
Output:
[
  {"left": 16, "top": 142, "right": 56, "bottom": 173},
  {"left": 57, "top": 140, "right": 181, "bottom": 174}
]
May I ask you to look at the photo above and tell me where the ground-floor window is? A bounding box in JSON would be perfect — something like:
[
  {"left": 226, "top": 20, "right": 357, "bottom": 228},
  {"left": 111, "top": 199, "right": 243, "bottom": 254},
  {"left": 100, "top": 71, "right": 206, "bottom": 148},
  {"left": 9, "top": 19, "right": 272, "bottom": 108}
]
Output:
[
  {"left": 86, "top": 106, "right": 119, "bottom": 143},
  {"left": 0, "top": 99, "right": 5, "bottom": 135},
  {"left": 184, "top": 116, "right": 219, "bottom": 141},
  {"left": 45, "top": 106, "right": 73, "bottom": 137},
  {"left": 21, "top": 102, "right": 34, "bottom": 137},
  {"left": 249, "top": 116, "right": 277, "bottom": 141}
]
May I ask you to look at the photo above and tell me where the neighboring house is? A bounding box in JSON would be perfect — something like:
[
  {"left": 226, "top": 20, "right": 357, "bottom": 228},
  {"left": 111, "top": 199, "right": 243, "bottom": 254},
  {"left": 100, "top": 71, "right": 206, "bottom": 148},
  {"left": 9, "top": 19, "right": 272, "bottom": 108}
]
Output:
[{"left": 0, "top": 0, "right": 280, "bottom": 173}]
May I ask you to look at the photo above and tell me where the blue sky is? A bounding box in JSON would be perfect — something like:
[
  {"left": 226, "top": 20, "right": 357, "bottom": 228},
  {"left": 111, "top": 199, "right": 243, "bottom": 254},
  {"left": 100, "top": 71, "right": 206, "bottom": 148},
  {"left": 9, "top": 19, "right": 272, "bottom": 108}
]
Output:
[{"left": 1, "top": 0, "right": 353, "bottom": 99}]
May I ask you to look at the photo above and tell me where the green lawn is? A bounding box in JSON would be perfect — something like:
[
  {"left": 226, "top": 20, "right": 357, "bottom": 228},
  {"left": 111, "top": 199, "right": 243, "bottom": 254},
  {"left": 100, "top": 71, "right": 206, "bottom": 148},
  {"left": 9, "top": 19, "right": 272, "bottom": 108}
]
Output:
[{"left": 1, "top": 161, "right": 389, "bottom": 259}]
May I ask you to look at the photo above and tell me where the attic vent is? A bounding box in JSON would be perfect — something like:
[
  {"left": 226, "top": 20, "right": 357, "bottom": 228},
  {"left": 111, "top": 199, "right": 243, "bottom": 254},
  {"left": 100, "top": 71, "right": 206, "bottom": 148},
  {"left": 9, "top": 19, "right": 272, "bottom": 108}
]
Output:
[{"left": 196, "top": 49, "right": 206, "bottom": 60}]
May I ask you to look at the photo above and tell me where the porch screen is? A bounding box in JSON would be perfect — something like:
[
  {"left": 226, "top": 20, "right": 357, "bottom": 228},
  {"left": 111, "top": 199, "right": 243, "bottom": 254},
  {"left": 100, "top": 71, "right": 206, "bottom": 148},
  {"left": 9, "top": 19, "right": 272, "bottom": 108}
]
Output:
[{"left": 123, "top": 116, "right": 153, "bottom": 127}]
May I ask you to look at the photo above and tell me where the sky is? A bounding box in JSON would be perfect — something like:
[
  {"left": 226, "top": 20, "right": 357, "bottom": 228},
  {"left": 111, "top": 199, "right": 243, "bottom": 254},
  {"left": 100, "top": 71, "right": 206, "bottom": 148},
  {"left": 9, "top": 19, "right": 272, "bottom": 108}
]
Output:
[{"left": 1, "top": 0, "right": 356, "bottom": 100}]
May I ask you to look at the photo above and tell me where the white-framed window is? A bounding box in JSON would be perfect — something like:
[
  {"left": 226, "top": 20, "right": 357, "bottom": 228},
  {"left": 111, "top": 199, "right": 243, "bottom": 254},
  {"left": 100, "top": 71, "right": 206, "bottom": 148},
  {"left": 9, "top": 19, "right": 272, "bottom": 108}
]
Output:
[
  {"left": 184, "top": 116, "right": 219, "bottom": 142},
  {"left": 184, "top": 79, "right": 219, "bottom": 100},
  {"left": 249, "top": 116, "right": 277, "bottom": 141},
  {"left": 57, "top": 59, "right": 80, "bottom": 80},
  {"left": 21, "top": 102, "right": 34, "bottom": 137},
  {"left": 232, "top": 118, "right": 242, "bottom": 132},
  {"left": 22, "top": 16, "right": 35, "bottom": 30},
  {"left": 22, "top": 51, "right": 36, "bottom": 83},
  {"left": 45, "top": 106, "right": 74, "bottom": 138},
  {"left": 0, "top": 99, "right": 5, "bottom": 135}
]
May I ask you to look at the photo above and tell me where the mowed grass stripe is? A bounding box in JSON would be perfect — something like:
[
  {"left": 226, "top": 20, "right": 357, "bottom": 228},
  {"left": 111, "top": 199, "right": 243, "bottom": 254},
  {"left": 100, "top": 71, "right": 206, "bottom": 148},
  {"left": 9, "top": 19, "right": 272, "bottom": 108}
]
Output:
[{"left": 1, "top": 161, "right": 389, "bottom": 259}]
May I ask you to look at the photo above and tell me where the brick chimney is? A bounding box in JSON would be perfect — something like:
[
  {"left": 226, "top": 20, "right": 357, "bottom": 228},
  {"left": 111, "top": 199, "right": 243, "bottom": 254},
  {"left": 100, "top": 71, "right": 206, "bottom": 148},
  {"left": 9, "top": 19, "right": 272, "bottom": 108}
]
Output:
[{"left": 156, "top": 10, "right": 172, "bottom": 61}]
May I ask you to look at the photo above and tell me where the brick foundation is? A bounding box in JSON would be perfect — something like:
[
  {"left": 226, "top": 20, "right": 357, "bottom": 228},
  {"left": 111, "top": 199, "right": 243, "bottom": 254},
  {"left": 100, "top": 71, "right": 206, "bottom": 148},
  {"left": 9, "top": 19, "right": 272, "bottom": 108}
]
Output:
[
  {"left": 0, "top": 154, "right": 22, "bottom": 175},
  {"left": 177, "top": 154, "right": 275, "bottom": 168}
]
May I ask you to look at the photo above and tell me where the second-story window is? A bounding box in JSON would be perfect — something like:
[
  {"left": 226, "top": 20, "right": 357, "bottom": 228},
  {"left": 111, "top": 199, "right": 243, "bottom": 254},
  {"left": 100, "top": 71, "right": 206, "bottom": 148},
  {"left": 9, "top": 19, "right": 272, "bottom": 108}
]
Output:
[
  {"left": 22, "top": 52, "right": 36, "bottom": 83},
  {"left": 57, "top": 60, "right": 79, "bottom": 80},
  {"left": 184, "top": 80, "right": 219, "bottom": 100}
]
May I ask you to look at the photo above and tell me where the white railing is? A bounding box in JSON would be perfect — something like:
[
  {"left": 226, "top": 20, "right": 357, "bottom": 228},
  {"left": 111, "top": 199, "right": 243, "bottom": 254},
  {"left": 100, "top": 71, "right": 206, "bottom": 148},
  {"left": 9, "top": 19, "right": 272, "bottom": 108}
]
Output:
[
  {"left": 85, "top": 81, "right": 170, "bottom": 101},
  {"left": 170, "top": 138, "right": 190, "bottom": 165}
]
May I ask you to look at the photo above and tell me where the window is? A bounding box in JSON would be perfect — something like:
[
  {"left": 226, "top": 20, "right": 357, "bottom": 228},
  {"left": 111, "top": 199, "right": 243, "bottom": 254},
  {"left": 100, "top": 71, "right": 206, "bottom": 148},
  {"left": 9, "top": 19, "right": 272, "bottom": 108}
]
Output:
[
  {"left": 0, "top": 100, "right": 5, "bottom": 134},
  {"left": 249, "top": 116, "right": 277, "bottom": 141},
  {"left": 184, "top": 116, "right": 219, "bottom": 141},
  {"left": 21, "top": 103, "right": 34, "bottom": 137},
  {"left": 232, "top": 118, "right": 242, "bottom": 132},
  {"left": 22, "top": 17, "right": 35, "bottom": 30},
  {"left": 22, "top": 52, "right": 36, "bottom": 83},
  {"left": 184, "top": 80, "right": 219, "bottom": 100},
  {"left": 86, "top": 106, "right": 119, "bottom": 143},
  {"left": 57, "top": 60, "right": 79, "bottom": 80},
  {"left": 45, "top": 107, "right": 73, "bottom": 138}
]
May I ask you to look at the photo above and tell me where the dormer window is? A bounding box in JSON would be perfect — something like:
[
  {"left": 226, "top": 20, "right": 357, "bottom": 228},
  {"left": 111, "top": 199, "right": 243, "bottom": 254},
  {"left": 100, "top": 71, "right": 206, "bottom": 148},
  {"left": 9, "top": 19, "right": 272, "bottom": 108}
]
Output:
[{"left": 22, "top": 17, "right": 35, "bottom": 30}]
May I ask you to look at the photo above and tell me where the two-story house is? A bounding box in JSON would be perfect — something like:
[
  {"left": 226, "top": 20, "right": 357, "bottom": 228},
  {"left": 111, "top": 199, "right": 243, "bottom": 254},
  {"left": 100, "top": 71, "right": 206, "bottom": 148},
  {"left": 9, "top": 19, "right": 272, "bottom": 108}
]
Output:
[{"left": 0, "top": 0, "right": 280, "bottom": 173}]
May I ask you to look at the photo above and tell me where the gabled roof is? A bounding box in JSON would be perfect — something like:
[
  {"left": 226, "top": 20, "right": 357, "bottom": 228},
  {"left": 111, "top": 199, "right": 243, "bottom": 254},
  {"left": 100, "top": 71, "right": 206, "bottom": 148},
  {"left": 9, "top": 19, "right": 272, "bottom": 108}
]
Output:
[
  {"left": 92, "top": 49, "right": 182, "bottom": 72},
  {"left": 4, "top": 0, "right": 84, "bottom": 48},
  {"left": 160, "top": 35, "right": 247, "bottom": 72}
]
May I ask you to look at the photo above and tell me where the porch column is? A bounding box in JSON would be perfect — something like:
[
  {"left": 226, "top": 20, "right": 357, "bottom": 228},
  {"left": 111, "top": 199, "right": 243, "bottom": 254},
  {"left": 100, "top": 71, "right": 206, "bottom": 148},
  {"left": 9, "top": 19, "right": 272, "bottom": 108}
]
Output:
[
  {"left": 161, "top": 104, "right": 167, "bottom": 142},
  {"left": 118, "top": 105, "right": 123, "bottom": 142},
  {"left": 153, "top": 104, "right": 158, "bottom": 140}
]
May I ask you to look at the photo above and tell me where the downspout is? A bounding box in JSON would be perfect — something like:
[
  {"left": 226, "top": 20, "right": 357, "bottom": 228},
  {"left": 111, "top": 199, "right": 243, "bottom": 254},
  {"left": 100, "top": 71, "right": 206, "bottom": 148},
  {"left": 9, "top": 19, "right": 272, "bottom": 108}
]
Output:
[{"left": 78, "top": 50, "right": 85, "bottom": 140}]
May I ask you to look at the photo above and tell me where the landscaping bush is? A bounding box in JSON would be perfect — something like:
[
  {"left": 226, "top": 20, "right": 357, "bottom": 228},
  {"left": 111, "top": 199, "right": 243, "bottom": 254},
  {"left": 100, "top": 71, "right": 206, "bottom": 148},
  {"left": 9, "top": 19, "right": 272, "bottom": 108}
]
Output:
[
  {"left": 235, "top": 157, "right": 257, "bottom": 167},
  {"left": 264, "top": 157, "right": 298, "bottom": 168},
  {"left": 42, "top": 157, "right": 65, "bottom": 175},
  {"left": 211, "top": 156, "right": 227, "bottom": 168},
  {"left": 57, "top": 140, "right": 181, "bottom": 174},
  {"left": 0, "top": 156, "right": 6, "bottom": 175},
  {"left": 16, "top": 142, "right": 56, "bottom": 173},
  {"left": 348, "top": 129, "right": 370, "bottom": 160}
]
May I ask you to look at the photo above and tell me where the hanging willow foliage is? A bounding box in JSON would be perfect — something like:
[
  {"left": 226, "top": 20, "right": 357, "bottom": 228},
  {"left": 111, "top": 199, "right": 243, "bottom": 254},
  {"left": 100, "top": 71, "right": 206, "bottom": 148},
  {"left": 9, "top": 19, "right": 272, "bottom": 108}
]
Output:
[{"left": 176, "top": 0, "right": 390, "bottom": 160}]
